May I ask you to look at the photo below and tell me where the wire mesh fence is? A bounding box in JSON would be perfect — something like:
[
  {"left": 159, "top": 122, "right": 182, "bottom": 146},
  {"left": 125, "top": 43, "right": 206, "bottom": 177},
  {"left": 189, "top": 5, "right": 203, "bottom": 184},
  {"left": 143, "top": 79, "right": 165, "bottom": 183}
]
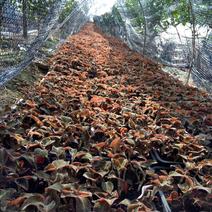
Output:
[
  {"left": 94, "top": 0, "right": 212, "bottom": 92},
  {"left": 0, "top": 0, "right": 92, "bottom": 85},
  {"left": 0, "top": 0, "right": 211, "bottom": 92}
]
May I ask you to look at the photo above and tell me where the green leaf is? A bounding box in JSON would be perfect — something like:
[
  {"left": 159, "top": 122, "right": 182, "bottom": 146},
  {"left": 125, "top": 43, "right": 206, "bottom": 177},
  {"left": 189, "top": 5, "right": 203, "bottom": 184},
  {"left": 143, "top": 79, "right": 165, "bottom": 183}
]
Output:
[
  {"left": 21, "top": 195, "right": 56, "bottom": 211},
  {"left": 102, "top": 181, "right": 114, "bottom": 193},
  {"left": 93, "top": 199, "right": 112, "bottom": 212},
  {"left": 41, "top": 136, "right": 60, "bottom": 147},
  {"left": 76, "top": 197, "right": 91, "bottom": 212},
  {"left": 46, "top": 183, "right": 63, "bottom": 193},
  {"left": 52, "top": 160, "right": 69, "bottom": 169},
  {"left": 0, "top": 189, "right": 16, "bottom": 201},
  {"left": 34, "top": 148, "right": 48, "bottom": 158}
]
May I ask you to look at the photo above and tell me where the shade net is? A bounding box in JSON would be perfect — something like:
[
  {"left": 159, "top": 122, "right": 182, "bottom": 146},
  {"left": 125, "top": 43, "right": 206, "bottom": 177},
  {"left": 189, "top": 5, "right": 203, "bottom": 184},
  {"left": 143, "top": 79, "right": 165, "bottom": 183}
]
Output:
[
  {"left": 0, "top": 0, "right": 91, "bottom": 85},
  {"left": 0, "top": 0, "right": 211, "bottom": 92}
]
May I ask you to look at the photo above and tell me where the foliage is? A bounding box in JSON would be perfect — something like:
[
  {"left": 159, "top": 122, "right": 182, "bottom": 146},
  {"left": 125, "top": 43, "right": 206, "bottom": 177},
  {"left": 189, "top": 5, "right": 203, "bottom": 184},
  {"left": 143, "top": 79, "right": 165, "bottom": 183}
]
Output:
[
  {"left": 125, "top": 0, "right": 169, "bottom": 34},
  {"left": 10, "top": 0, "right": 56, "bottom": 22},
  {"left": 59, "top": 0, "right": 75, "bottom": 23},
  {"left": 112, "top": 6, "right": 124, "bottom": 24},
  {"left": 125, "top": 0, "right": 211, "bottom": 33},
  {"left": 9, "top": 0, "right": 75, "bottom": 26},
  {"left": 93, "top": 5, "right": 125, "bottom": 36},
  {"left": 94, "top": 6, "right": 124, "bottom": 26}
]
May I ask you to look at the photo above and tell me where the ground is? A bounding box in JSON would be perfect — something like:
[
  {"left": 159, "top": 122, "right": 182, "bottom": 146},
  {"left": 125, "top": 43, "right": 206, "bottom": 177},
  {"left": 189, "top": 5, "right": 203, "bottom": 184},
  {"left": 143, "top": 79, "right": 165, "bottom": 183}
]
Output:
[
  {"left": 0, "top": 63, "right": 45, "bottom": 116},
  {"left": 0, "top": 23, "right": 211, "bottom": 212}
]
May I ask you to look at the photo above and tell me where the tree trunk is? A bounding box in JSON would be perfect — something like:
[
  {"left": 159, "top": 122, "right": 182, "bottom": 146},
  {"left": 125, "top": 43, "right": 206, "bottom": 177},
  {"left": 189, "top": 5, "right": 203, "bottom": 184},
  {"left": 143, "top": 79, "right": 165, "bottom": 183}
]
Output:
[
  {"left": 0, "top": 1, "right": 6, "bottom": 40},
  {"left": 0, "top": 5, "right": 2, "bottom": 40},
  {"left": 138, "top": 0, "right": 147, "bottom": 55},
  {"left": 186, "top": 0, "right": 196, "bottom": 84},
  {"left": 22, "top": 0, "right": 28, "bottom": 39}
]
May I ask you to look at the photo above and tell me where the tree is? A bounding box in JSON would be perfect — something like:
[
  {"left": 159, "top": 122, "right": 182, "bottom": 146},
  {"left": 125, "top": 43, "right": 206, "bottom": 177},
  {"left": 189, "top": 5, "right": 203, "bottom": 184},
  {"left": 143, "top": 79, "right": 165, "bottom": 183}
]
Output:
[
  {"left": 167, "top": 0, "right": 211, "bottom": 83},
  {"left": 0, "top": 0, "right": 7, "bottom": 39},
  {"left": 125, "top": 0, "right": 170, "bottom": 35},
  {"left": 22, "top": 0, "right": 27, "bottom": 39},
  {"left": 59, "top": 0, "right": 75, "bottom": 23},
  {"left": 125, "top": 0, "right": 211, "bottom": 83},
  {"left": 93, "top": 6, "right": 125, "bottom": 37},
  {"left": 11, "top": 0, "right": 56, "bottom": 38}
]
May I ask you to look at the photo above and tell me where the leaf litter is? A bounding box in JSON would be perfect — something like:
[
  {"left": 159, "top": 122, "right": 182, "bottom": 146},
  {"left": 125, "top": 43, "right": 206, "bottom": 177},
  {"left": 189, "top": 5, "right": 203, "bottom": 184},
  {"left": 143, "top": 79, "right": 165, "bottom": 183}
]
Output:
[{"left": 0, "top": 23, "right": 211, "bottom": 211}]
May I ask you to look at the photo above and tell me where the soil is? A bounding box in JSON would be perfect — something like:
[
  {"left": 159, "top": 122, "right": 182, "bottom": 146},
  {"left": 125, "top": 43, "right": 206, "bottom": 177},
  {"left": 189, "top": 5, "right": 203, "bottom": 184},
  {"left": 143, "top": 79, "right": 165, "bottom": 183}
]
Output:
[{"left": 0, "top": 61, "right": 48, "bottom": 116}]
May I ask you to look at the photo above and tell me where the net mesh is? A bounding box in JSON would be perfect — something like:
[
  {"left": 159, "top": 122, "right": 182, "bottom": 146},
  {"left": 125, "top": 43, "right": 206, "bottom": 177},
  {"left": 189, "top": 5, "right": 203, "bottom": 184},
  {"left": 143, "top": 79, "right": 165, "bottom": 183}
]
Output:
[
  {"left": 0, "top": 0, "right": 92, "bottom": 85},
  {"left": 94, "top": 0, "right": 212, "bottom": 92},
  {"left": 0, "top": 0, "right": 211, "bottom": 92}
]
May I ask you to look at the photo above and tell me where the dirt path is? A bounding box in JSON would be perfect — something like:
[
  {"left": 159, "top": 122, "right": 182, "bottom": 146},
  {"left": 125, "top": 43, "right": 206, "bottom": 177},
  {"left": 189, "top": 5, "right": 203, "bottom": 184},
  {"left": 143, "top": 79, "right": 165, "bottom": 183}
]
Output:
[{"left": 0, "top": 23, "right": 211, "bottom": 211}]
